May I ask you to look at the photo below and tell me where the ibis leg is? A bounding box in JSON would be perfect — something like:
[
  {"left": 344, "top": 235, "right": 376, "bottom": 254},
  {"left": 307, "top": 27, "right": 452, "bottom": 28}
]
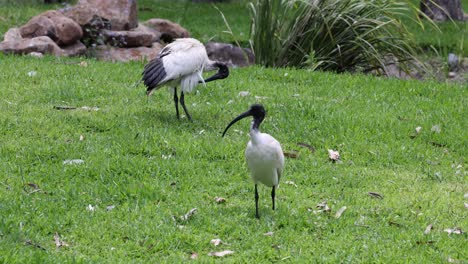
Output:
[
  {"left": 173, "top": 87, "right": 180, "bottom": 119},
  {"left": 255, "top": 184, "right": 260, "bottom": 219},
  {"left": 271, "top": 186, "right": 276, "bottom": 210},
  {"left": 180, "top": 91, "right": 192, "bottom": 121}
]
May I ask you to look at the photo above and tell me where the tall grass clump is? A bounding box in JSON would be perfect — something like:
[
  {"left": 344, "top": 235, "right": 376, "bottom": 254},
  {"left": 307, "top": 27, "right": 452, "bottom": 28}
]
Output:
[{"left": 250, "top": 0, "right": 422, "bottom": 73}]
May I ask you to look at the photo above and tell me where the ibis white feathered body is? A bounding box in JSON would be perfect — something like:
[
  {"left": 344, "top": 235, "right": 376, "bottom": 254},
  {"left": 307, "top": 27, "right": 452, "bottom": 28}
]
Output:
[
  {"left": 142, "top": 38, "right": 229, "bottom": 120},
  {"left": 222, "top": 104, "right": 285, "bottom": 218},
  {"left": 246, "top": 131, "right": 284, "bottom": 187}
]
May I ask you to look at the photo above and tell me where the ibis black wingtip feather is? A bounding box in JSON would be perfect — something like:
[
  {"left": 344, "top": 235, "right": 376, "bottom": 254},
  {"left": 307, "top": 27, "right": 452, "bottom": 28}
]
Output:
[{"left": 142, "top": 58, "right": 167, "bottom": 90}]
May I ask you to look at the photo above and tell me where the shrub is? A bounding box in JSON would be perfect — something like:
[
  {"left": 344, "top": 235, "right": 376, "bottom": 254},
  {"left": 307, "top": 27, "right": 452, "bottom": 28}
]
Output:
[{"left": 250, "top": 0, "right": 423, "bottom": 74}]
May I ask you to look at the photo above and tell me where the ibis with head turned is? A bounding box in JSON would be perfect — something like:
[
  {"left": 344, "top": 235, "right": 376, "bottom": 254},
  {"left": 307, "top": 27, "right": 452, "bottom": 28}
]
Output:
[
  {"left": 222, "top": 104, "right": 285, "bottom": 218},
  {"left": 142, "top": 38, "right": 229, "bottom": 121}
]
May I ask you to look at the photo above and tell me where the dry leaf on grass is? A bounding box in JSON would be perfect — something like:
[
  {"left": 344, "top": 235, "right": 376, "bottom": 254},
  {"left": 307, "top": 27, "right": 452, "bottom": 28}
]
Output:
[
  {"left": 335, "top": 206, "right": 347, "bottom": 219},
  {"left": 297, "top": 142, "right": 316, "bottom": 152},
  {"left": 283, "top": 151, "right": 299, "bottom": 158},
  {"left": 87, "top": 204, "right": 96, "bottom": 211},
  {"left": 238, "top": 91, "right": 249, "bottom": 97},
  {"left": 263, "top": 231, "right": 274, "bottom": 236},
  {"left": 215, "top": 197, "right": 226, "bottom": 204},
  {"left": 464, "top": 203, "right": 468, "bottom": 210},
  {"left": 424, "top": 224, "right": 433, "bottom": 235},
  {"left": 328, "top": 149, "right": 340, "bottom": 161},
  {"left": 208, "top": 250, "right": 234, "bottom": 257},
  {"left": 106, "top": 205, "right": 115, "bottom": 211},
  {"left": 63, "top": 159, "right": 84, "bottom": 165},
  {"left": 444, "top": 227, "right": 463, "bottom": 235},
  {"left": 310, "top": 201, "right": 331, "bottom": 214},
  {"left": 368, "top": 192, "right": 384, "bottom": 199},
  {"left": 284, "top": 181, "right": 298, "bottom": 188},
  {"left": 53, "top": 233, "right": 69, "bottom": 248},
  {"left": 180, "top": 208, "right": 198, "bottom": 221},
  {"left": 210, "top": 238, "right": 229, "bottom": 246},
  {"left": 190, "top": 252, "right": 198, "bottom": 259},
  {"left": 79, "top": 61, "right": 88, "bottom": 67}
]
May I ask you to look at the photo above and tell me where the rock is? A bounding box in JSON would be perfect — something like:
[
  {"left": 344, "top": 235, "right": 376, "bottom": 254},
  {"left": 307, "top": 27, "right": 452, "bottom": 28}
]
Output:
[
  {"left": 101, "top": 28, "right": 153, "bottom": 48},
  {"left": 3, "top": 28, "right": 22, "bottom": 42},
  {"left": 61, "top": 41, "right": 87, "bottom": 56},
  {"left": 63, "top": 0, "right": 138, "bottom": 30},
  {"left": 92, "top": 42, "right": 163, "bottom": 62},
  {"left": 135, "top": 23, "right": 160, "bottom": 43},
  {"left": 448, "top": 53, "right": 459, "bottom": 72},
  {"left": 205, "top": 42, "right": 254, "bottom": 67},
  {"left": 143, "top": 19, "right": 190, "bottom": 43},
  {"left": 0, "top": 36, "right": 63, "bottom": 56},
  {"left": 20, "top": 10, "right": 82, "bottom": 45}
]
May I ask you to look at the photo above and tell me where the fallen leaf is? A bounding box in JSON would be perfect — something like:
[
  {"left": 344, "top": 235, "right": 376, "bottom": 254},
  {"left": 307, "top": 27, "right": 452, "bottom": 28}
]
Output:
[
  {"left": 86, "top": 204, "right": 96, "bottom": 211},
  {"left": 27, "top": 71, "right": 37, "bottom": 77},
  {"left": 180, "top": 208, "right": 197, "bottom": 221},
  {"left": 24, "top": 239, "right": 46, "bottom": 251},
  {"left": 297, "top": 142, "right": 316, "bottom": 152},
  {"left": 227, "top": 100, "right": 234, "bottom": 105},
  {"left": 79, "top": 135, "right": 84, "bottom": 141},
  {"left": 210, "top": 238, "right": 229, "bottom": 246},
  {"left": 464, "top": 203, "right": 468, "bottom": 210},
  {"left": 190, "top": 252, "right": 198, "bottom": 259},
  {"left": 214, "top": 197, "right": 226, "bottom": 204},
  {"left": 368, "top": 192, "right": 384, "bottom": 199},
  {"left": 444, "top": 227, "right": 463, "bottom": 235},
  {"left": 53, "top": 233, "right": 69, "bottom": 248},
  {"left": 63, "top": 159, "right": 84, "bottom": 165},
  {"left": 255, "top": 96, "right": 268, "bottom": 100},
  {"left": 328, "top": 149, "right": 340, "bottom": 161},
  {"left": 106, "top": 205, "right": 115, "bottom": 211},
  {"left": 464, "top": 193, "right": 468, "bottom": 199},
  {"left": 283, "top": 151, "right": 299, "bottom": 158},
  {"left": 80, "top": 106, "right": 99, "bottom": 111},
  {"left": 335, "top": 206, "right": 347, "bottom": 218},
  {"left": 263, "top": 231, "right": 274, "bottom": 236},
  {"left": 316, "top": 201, "right": 331, "bottom": 213},
  {"left": 431, "top": 125, "right": 441, "bottom": 133},
  {"left": 284, "top": 181, "right": 298, "bottom": 188},
  {"left": 29, "top": 52, "right": 43, "bottom": 58},
  {"left": 54, "top": 106, "right": 77, "bottom": 110},
  {"left": 79, "top": 61, "right": 88, "bottom": 67},
  {"left": 208, "top": 250, "right": 234, "bottom": 257},
  {"left": 198, "top": 129, "right": 205, "bottom": 135},
  {"left": 424, "top": 224, "right": 433, "bottom": 235},
  {"left": 415, "top": 126, "right": 422, "bottom": 133},
  {"left": 238, "top": 91, "right": 249, "bottom": 97},
  {"left": 27, "top": 183, "right": 39, "bottom": 190}
]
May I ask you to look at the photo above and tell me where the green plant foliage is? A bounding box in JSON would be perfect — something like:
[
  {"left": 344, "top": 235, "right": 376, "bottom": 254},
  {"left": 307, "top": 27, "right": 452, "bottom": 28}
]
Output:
[{"left": 250, "top": 0, "right": 423, "bottom": 73}]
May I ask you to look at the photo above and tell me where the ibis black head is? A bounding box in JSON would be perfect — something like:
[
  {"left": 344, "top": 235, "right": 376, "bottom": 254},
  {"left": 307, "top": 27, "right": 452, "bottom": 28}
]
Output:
[
  {"left": 202, "top": 62, "right": 229, "bottom": 83},
  {"left": 222, "top": 104, "right": 266, "bottom": 137}
]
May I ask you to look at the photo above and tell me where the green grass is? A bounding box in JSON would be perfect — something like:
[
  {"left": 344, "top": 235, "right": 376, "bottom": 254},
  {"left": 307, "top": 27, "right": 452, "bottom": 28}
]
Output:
[
  {"left": 0, "top": 0, "right": 467, "bottom": 262},
  {"left": 0, "top": 54, "right": 466, "bottom": 263}
]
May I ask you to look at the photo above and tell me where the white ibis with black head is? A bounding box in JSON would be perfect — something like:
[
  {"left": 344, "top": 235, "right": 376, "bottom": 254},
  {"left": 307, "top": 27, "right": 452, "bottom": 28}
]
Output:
[
  {"left": 142, "top": 38, "right": 229, "bottom": 121},
  {"left": 222, "top": 104, "right": 285, "bottom": 218}
]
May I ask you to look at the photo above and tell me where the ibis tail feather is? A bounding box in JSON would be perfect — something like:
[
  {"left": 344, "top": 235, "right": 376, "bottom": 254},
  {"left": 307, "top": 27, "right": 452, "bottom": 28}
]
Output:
[{"left": 142, "top": 58, "right": 167, "bottom": 90}]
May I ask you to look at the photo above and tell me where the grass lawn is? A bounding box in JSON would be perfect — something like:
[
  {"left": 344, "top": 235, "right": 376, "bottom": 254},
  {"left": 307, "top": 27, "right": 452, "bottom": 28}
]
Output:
[
  {"left": 0, "top": 0, "right": 467, "bottom": 263},
  {"left": 0, "top": 54, "right": 466, "bottom": 262}
]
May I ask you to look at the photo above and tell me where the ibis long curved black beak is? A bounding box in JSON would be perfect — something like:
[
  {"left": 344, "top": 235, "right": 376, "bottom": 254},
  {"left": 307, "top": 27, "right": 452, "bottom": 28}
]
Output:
[
  {"left": 200, "top": 63, "right": 229, "bottom": 83},
  {"left": 222, "top": 110, "right": 252, "bottom": 137}
]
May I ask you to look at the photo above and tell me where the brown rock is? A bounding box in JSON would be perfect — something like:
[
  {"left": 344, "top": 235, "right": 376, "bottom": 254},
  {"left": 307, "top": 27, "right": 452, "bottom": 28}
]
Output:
[
  {"left": 61, "top": 41, "right": 87, "bottom": 56},
  {"left": 3, "top": 28, "right": 23, "bottom": 42},
  {"left": 205, "top": 42, "right": 254, "bottom": 67},
  {"left": 20, "top": 10, "right": 83, "bottom": 45},
  {"left": 63, "top": 0, "right": 138, "bottom": 30},
  {"left": 143, "top": 19, "right": 190, "bottom": 43},
  {"left": 0, "top": 36, "right": 63, "bottom": 56},
  {"left": 93, "top": 42, "right": 163, "bottom": 62},
  {"left": 101, "top": 28, "right": 153, "bottom": 48}
]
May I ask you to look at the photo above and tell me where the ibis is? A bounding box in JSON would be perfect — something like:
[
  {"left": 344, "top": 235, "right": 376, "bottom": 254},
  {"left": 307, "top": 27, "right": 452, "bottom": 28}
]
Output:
[
  {"left": 142, "top": 38, "right": 229, "bottom": 121},
  {"left": 222, "top": 104, "right": 285, "bottom": 218}
]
